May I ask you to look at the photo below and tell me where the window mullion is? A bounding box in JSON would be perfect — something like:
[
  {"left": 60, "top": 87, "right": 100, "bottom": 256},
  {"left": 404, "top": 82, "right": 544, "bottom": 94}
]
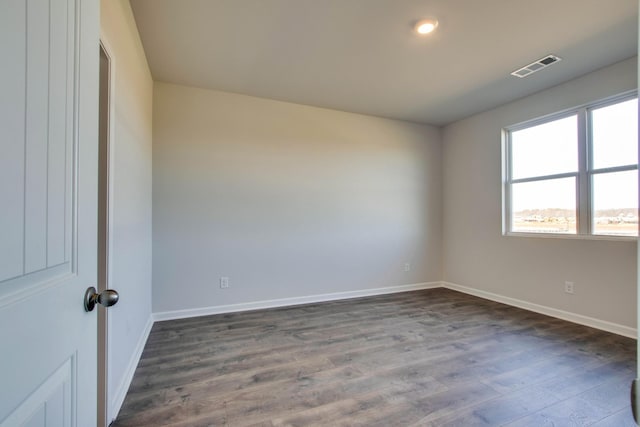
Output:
[
  {"left": 590, "top": 164, "right": 638, "bottom": 174},
  {"left": 503, "top": 130, "right": 512, "bottom": 234},
  {"left": 577, "top": 108, "right": 590, "bottom": 235},
  {"left": 511, "top": 171, "right": 580, "bottom": 184}
]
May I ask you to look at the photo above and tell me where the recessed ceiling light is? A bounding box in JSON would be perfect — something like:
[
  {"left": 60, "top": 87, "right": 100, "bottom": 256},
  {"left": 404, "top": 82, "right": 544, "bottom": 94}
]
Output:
[{"left": 415, "top": 18, "right": 438, "bottom": 35}]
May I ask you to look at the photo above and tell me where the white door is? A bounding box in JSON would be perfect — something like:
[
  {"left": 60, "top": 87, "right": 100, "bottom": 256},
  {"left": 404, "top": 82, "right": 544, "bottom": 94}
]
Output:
[{"left": 0, "top": 0, "right": 101, "bottom": 426}]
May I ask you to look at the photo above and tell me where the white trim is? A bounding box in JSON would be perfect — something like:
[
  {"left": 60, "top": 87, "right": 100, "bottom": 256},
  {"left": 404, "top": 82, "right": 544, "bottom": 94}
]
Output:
[
  {"left": 152, "top": 281, "right": 637, "bottom": 337},
  {"left": 105, "top": 280, "right": 636, "bottom": 423},
  {"left": 108, "top": 314, "right": 154, "bottom": 424},
  {"left": 504, "top": 231, "right": 638, "bottom": 242},
  {"left": 97, "top": 35, "right": 117, "bottom": 427},
  {"left": 441, "top": 281, "right": 637, "bottom": 339},
  {"left": 97, "top": 33, "right": 117, "bottom": 294},
  {"left": 153, "top": 282, "right": 442, "bottom": 322}
]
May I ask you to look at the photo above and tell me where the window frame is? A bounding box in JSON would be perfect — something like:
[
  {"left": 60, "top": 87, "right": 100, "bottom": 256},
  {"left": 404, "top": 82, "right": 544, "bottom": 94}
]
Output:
[{"left": 502, "top": 90, "right": 638, "bottom": 240}]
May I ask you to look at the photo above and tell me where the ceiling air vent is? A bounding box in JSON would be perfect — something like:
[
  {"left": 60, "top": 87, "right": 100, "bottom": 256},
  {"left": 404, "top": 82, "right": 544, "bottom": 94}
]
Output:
[{"left": 511, "top": 55, "right": 562, "bottom": 78}]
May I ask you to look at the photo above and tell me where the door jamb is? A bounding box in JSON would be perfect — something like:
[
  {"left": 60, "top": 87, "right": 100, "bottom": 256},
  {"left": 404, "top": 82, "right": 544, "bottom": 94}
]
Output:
[{"left": 98, "top": 37, "right": 115, "bottom": 427}]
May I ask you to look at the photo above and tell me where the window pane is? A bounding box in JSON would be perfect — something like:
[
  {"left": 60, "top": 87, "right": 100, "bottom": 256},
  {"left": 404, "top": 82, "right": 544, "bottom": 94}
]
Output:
[
  {"left": 592, "top": 170, "right": 638, "bottom": 237},
  {"left": 511, "top": 177, "right": 576, "bottom": 234},
  {"left": 511, "top": 115, "right": 578, "bottom": 180},
  {"left": 591, "top": 99, "right": 638, "bottom": 169}
]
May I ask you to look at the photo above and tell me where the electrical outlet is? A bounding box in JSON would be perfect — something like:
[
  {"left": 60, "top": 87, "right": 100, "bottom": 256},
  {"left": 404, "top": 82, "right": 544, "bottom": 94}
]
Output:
[
  {"left": 220, "top": 276, "right": 229, "bottom": 289},
  {"left": 564, "top": 281, "right": 574, "bottom": 294},
  {"left": 404, "top": 263, "right": 411, "bottom": 272}
]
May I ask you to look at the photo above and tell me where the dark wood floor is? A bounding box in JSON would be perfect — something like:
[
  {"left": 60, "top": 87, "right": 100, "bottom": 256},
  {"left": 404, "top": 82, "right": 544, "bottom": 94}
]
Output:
[{"left": 112, "top": 288, "right": 636, "bottom": 426}]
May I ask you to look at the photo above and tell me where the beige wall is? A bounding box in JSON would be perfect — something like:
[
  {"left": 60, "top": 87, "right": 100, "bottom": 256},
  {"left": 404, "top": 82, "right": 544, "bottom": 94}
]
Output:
[
  {"left": 100, "top": 0, "right": 153, "bottom": 421},
  {"left": 152, "top": 82, "right": 442, "bottom": 313},
  {"left": 443, "top": 57, "right": 638, "bottom": 329}
]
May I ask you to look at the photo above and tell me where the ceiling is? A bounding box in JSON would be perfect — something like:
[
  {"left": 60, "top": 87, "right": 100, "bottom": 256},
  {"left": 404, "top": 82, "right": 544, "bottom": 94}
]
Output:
[{"left": 129, "top": 0, "right": 638, "bottom": 126}]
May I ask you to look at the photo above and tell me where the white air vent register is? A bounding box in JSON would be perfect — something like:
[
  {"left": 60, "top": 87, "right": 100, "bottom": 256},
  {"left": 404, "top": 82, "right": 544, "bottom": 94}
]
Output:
[{"left": 511, "top": 55, "right": 562, "bottom": 78}]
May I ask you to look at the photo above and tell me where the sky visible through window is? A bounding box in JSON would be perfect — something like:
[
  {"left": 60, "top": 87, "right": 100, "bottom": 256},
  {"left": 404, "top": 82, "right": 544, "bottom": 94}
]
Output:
[{"left": 511, "top": 115, "right": 578, "bottom": 185}]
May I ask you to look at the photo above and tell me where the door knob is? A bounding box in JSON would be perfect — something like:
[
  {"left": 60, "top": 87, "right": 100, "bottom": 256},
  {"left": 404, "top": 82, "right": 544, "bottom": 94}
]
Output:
[{"left": 84, "top": 286, "right": 119, "bottom": 312}]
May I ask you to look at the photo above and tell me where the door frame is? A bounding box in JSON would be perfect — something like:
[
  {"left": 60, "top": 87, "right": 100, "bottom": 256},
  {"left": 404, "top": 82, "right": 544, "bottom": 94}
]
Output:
[{"left": 98, "top": 36, "right": 116, "bottom": 427}]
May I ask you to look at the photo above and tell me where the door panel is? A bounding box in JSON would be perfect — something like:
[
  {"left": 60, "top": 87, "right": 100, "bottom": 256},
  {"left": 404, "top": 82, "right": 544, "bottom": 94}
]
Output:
[
  {"left": 0, "top": 0, "right": 75, "bottom": 293},
  {"left": 1, "top": 358, "right": 72, "bottom": 427},
  {"left": 24, "top": 0, "right": 51, "bottom": 274},
  {"left": 0, "top": 0, "right": 100, "bottom": 425},
  {"left": 0, "top": 0, "right": 27, "bottom": 282}
]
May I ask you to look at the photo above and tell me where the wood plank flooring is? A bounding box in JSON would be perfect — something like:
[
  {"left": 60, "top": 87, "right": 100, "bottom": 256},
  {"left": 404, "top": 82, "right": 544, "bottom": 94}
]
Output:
[{"left": 112, "top": 288, "right": 636, "bottom": 426}]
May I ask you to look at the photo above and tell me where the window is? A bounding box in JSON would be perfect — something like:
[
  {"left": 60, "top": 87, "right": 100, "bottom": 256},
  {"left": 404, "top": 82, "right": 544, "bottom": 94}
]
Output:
[{"left": 503, "top": 93, "right": 638, "bottom": 238}]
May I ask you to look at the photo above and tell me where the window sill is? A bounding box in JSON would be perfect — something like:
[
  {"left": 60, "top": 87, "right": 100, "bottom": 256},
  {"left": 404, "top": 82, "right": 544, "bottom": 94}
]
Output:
[{"left": 503, "top": 231, "right": 637, "bottom": 242}]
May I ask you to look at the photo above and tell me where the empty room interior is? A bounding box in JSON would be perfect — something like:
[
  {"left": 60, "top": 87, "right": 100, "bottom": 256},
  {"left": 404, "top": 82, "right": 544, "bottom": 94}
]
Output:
[{"left": 3, "top": 0, "right": 640, "bottom": 426}]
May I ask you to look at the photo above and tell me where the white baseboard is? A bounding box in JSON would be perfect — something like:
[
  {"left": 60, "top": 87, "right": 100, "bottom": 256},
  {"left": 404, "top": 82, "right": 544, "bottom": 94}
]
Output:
[
  {"left": 108, "top": 314, "right": 154, "bottom": 424},
  {"left": 106, "top": 280, "right": 635, "bottom": 424},
  {"left": 153, "top": 282, "right": 442, "bottom": 322},
  {"left": 153, "top": 281, "right": 637, "bottom": 338},
  {"left": 441, "top": 281, "right": 637, "bottom": 339}
]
